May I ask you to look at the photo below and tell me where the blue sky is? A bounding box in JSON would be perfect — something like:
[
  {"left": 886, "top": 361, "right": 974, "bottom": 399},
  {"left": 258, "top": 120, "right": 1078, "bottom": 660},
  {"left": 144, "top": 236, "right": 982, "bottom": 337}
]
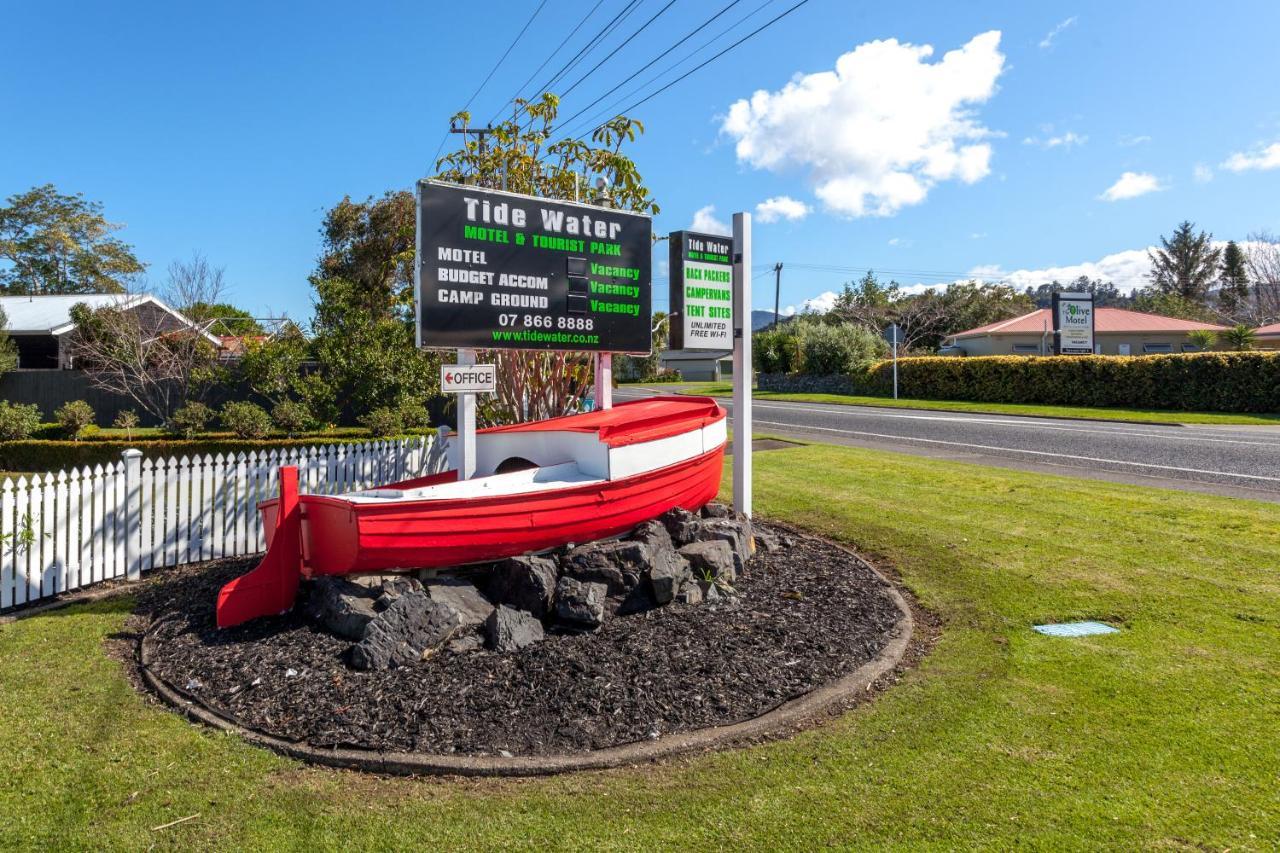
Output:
[{"left": 4, "top": 0, "right": 1280, "bottom": 321}]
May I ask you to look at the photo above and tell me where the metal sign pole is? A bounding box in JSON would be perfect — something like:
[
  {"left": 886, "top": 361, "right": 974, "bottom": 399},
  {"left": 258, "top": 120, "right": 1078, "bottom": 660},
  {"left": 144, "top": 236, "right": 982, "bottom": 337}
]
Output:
[
  {"left": 456, "top": 348, "right": 477, "bottom": 479},
  {"left": 892, "top": 324, "right": 899, "bottom": 400},
  {"left": 732, "top": 212, "right": 752, "bottom": 518},
  {"left": 594, "top": 352, "right": 613, "bottom": 410}
]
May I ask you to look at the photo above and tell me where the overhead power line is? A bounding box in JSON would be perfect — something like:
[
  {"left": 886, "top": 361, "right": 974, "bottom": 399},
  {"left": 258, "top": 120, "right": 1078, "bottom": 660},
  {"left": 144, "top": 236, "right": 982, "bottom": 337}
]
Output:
[
  {"left": 552, "top": 0, "right": 746, "bottom": 134},
  {"left": 487, "top": 0, "right": 608, "bottom": 126},
  {"left": 579, "top": 0, "right": 812, "bottom": 140},
  {"left": 554, "top": 0, "right": 780, "bottom": 141},
  {"left": 511, "top": 0, "right": 645, "bottom": 129},
  {"left": 549, "top": 0, "right": 803, "bottom": 149},
  {"left": 429, "top": 0, "right": 548, "bottom": 171},
  {"left": 555, "top": 0, "right": 681, "bottom": 102}
]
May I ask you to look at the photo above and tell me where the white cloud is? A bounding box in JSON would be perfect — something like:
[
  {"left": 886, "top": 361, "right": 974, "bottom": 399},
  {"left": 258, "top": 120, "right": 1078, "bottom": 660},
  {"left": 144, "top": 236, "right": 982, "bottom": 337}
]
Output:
[
  {"left": 1119, "top": 134, "right": 1151, "bottom": 147},
  {"left": 970, "top": 232, "right": 987, "bottom": 239},
  {"left": 782, "top": 290, "right": 839, "bottom": 315},
  {"left": 721, "top": 31, "right": 1005, "bottom": 218},
  {"left": 1024, "top": 131, "right": 1087, "bottom": 149},
  {"left": 1220, "top": 141, "right": 1280, "bottom": 173},
  {"left": 887, "top": 237, "right": 914, "bottom": 247},
  {"left": 782, "top": 240, "right": 1253, "bottom": 312},
  {"left": 689, "top": 204, "right": 730, "bottom": 236},
  {"left": 1194, "top": 163, "right": 1214, "bottom": 183},
  {"left": 754, "top": 195, "right": 811, "bottom": 223},
  {"left": 1038, "top": 16, "right": 1077, "bottom": 49},
  {"left": 1099, "top": 171, "right": 1163, "bottom": 201}
]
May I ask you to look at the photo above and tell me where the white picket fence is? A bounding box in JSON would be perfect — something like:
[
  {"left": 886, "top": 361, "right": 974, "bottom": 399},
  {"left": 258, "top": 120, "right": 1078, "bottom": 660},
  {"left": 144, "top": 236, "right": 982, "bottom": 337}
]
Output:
[{"left": 0, "top": 435, "right": 446, "bottom": 610}]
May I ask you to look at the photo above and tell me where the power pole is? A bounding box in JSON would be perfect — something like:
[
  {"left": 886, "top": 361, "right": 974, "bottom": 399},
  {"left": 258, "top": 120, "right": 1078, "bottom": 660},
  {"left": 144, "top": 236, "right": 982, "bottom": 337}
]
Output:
[
  {"left": 448, "top": 123, "right": 498, "bottom": 187},
  {"left": 772, "top": 262, "right": 783, "bottom": 328}
]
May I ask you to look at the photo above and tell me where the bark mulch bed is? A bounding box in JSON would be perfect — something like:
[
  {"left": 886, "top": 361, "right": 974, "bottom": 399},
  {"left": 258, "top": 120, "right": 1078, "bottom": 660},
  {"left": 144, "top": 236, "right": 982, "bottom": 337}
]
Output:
[{"left": 136, "top": 522, "right": 904, "bottom": 757}]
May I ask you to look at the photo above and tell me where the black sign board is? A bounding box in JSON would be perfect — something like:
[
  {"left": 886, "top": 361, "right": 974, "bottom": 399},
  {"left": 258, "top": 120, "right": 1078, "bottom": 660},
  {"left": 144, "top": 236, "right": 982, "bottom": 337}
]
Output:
[
  {"left": 416, "top": 180, "right": 652, "bottom": 353},
  {"left": 668, "top": 230, "right": 734, "bottom": 351}
]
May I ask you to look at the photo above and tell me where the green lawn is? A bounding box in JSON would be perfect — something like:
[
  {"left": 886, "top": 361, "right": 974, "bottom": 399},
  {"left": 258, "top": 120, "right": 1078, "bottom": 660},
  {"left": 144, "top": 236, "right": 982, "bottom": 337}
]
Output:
[
  {"left": 1, "top": 444, "right": 1277, "bottom": 849},
  {"left": 672, "top": 382, "right": 1280, "bottom": 425}
]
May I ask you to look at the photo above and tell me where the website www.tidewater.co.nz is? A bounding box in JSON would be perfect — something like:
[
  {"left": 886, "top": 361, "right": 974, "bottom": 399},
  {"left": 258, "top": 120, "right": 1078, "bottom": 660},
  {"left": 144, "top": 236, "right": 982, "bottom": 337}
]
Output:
[{"left": 491, "top": 329, "right": 601, "bottom": 345}]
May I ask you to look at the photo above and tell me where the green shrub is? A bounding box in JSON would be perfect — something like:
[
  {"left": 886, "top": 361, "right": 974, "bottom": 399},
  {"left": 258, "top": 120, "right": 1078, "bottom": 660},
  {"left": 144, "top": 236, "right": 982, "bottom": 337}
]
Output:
[
  {"left": 1219, "top": 324, "right": 1257, "bottom": 352},
  {"left": 850, "top": 352, "right": 1280, "bottom": 413},
  {"left": 647, "top": 370, "right": 683, "bottom": 382},
  {"left": 112, "top": 409, "right": 140, "bottom": 439},
  {"left": 271, "top": 400, "right": 312, "bottom": 437},
  {"left": 0, "top": 401, "right": 41, "bottom": 441},
  {"left": 169, "top": 402, "right": 213, "bottom": 438},
  {"left": 1186, "top": 329, "right": 1217, "bottom": 352},
  {"left": 753, "top": 327, "right": 799, "bottom": 374},
  {"left": 797, "top": 322, "right": 887, "bottom": 375},
  {"left": 360, "top": 407, "right": 403, "bottom": 438},
  {"left": 396, "top": 399, "right": 431, "bottom": 432},
  {"left": 220, "top": 401, "right": 272, "bottom": 440},
  {"left": 54, "top": 400, "right": 95, "bottom": 440}
]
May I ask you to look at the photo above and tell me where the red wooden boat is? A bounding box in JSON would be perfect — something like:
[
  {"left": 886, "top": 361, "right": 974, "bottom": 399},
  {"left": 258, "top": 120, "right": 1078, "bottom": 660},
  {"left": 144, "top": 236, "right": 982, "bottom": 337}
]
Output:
[{"left": 216, "top": 396, "right": 727, "bottom": 627}]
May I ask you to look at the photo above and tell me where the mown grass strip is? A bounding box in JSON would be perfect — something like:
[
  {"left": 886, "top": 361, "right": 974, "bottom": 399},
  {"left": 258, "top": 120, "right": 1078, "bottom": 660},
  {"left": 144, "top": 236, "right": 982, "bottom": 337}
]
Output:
[{"left": 0, "top": 443, "right": 1276, "bottom": 848}]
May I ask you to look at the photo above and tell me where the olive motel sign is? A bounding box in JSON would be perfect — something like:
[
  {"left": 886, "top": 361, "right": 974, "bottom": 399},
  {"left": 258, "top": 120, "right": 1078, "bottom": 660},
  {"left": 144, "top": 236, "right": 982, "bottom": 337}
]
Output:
[{"left": 415, "top": 180, "right": 653, "bottom": 353}]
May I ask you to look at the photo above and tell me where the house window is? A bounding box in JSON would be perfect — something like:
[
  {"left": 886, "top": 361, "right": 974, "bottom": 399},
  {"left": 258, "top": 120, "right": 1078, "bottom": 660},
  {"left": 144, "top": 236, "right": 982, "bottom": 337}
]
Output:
[
  {"left": 1012, "top": 344, "right": 1040, "bottom": 353},
  {"left": 1181, "top": 344, "right": 1201, "bottom": 352},
  {"left": 1142, "top": 343, "right": 1173, "bottom": 354}
]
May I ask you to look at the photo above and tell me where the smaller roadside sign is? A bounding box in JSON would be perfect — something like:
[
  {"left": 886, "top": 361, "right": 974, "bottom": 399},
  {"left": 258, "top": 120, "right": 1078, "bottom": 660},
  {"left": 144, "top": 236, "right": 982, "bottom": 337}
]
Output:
[
  {"left": 883, "top": 323, "right": 900, "bottom": 345},
  {"left": 440, "top": 363, "right": 496, "bottom": 394},
  {"left": 1052, "top": 291, "right": 1095, "bottom": 355},
  {"left": 669, "top": 230, "right": 734, "bottom": 351}
]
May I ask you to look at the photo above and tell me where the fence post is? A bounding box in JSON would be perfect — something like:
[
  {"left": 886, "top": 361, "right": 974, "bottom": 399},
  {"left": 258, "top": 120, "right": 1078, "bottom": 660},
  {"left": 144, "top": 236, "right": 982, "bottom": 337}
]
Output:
[{"left": 122, "top": 449, "right": 143, "bottom": 581}]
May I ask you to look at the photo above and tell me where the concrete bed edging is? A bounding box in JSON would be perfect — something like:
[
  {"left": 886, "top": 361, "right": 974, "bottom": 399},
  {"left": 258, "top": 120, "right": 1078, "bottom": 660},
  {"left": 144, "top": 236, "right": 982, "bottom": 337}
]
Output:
[{"left": 136, "top": 546, "right": 914, "bottom": 778}]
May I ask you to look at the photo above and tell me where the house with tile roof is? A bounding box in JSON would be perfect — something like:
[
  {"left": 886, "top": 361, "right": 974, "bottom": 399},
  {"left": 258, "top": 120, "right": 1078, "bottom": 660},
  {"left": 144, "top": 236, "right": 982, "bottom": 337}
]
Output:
[
  {"left": 1254, "top": 322, "right": 1280, "bottom": 350},
  {"left": 942, "top": 307, "right": 1230, "bottom": 356}
]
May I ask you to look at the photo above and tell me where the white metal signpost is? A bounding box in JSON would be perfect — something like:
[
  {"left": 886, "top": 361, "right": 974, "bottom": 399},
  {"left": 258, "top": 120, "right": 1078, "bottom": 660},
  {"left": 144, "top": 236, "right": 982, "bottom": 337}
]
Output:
[
  {"left": 668, "top": 216, "right": 752, "bottom": 517},
  {"left": 732, "top": 213, "right": 752, "bottom": 518},
  {"left": 884, "top": 322, "right": 900, "bottom": 400}
]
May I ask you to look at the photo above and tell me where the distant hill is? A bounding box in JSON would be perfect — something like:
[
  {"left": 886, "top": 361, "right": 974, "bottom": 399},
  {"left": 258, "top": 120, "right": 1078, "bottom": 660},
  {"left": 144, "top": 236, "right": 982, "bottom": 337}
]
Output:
[{"left": 752, "top": 310, "right": 786, "bottom": 330}]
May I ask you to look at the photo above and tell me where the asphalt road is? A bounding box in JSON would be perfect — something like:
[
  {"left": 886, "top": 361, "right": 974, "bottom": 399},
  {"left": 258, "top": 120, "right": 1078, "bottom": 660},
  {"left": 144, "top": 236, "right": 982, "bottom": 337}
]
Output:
[{"left": 615, "top": 387, "right": 1280, "bottom": 502}]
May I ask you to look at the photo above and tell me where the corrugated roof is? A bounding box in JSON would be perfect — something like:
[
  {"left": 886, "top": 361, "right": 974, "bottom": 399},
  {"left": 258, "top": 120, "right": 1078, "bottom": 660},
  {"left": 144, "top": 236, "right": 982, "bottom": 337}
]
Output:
[
  {"left": 947, "top": 307, "right": 1230, "bottom": 340},
  {"left": 0, "top": 294, "right": 145, "bottom": 333},
  {"left": 0, "top": 293, "right": 222, "bottom": 346},
  {"left": 1255, "top": 322, "right": 1280, "bottom": 337}
]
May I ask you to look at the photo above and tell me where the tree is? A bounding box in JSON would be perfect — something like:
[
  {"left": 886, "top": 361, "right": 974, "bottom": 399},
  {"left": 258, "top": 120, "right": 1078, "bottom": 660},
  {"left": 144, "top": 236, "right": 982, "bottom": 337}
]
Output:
[
  {"left": 937, "top": 282, "right": 1036, "bottom": 343},
  {"left": 1024, "top": 277, "right": 1129, "bottom": 308},
  {"left": 65, "top": 256, "right": 229, "bottom": 422},
  {"left": 237, "top": 324, "right": 310, "bottom": 407},
  {"left": 1244, "top": 231, "right": 1280, "bottom": 324},
  {"left": 0, "top": 184, "right": 145, "bottom": 295},
  {"left": 1218, "top": 324, "right": 1257, "bottom": 351},
  {"left": 1129, "top": 289, "right": 1221, "bottom": 323},
  {"left": 0, "top": 306, "right": 17, "bottom": 374},
  {"left": 186, "top": 302, "right": 263, "bottom": 336},
  {"left": 1217, "top": 240, "right": 1251, "bottom": 318},
  {"left": 442, "top": 97, "right": 658, "bottom": 425},
  {"left": 1147, "top": 221, "right": 1222, "bottom": 302},
  {"left": 832, "top": 270, "right": 899, "bottom": 329}
]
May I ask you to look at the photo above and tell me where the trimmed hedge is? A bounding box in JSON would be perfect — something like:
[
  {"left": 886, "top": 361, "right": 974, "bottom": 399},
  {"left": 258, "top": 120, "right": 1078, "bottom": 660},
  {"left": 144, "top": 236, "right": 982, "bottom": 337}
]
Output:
[
  {"left": 0, "top": 434, "right": 433, "bottom": 474},
  {"left": 853, "top": 352, "right": 1280, "bottom": 413}
]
